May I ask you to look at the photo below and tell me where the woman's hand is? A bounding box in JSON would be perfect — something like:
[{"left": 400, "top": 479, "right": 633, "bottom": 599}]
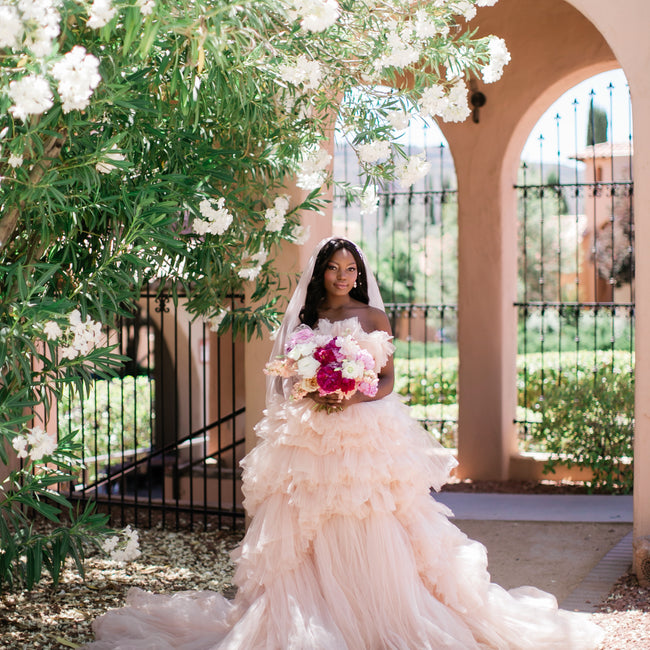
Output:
[{"left": 309, "top": 391, "right": 345, "bottom": 412}]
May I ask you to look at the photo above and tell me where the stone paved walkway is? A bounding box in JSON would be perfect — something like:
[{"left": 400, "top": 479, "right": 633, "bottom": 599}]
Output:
[{"left": 434, "top": 493, "right": 633, "bottom": 612}]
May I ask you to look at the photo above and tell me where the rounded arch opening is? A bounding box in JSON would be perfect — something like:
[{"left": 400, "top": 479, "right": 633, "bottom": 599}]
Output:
[{"left": 513, "top": 69, "right": 634, "bottom": 492}]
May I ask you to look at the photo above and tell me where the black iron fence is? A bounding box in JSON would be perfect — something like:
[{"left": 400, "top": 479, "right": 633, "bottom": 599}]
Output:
[{"left": 58, "top": 287, "right": 246, "bottom": 530}]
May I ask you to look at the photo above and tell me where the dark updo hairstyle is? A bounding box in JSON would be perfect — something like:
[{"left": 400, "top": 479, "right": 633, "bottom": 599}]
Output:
[{"left": 299, "top": 238, "right": 370, "bottom": 328}]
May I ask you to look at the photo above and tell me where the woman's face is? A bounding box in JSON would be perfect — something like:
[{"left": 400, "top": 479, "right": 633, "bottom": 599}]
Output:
[{"left": 322, "top": 247, "right": 358, "bottom": 299}]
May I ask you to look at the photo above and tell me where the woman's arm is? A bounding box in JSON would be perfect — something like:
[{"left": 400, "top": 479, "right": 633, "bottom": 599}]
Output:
[{"left": 345, "top": 308, "right": 394, "bottom": 406}]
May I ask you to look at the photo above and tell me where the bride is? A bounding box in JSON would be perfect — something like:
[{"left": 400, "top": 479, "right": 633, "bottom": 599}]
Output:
[{"left": 87, "top": 237, "right": 604, "bottom": 649}]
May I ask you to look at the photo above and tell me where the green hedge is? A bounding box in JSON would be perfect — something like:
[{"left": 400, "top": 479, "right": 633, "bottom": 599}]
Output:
[
  {"left": 58, "top": 375, "right": 154, "bottom": 479},
  {"left": 394, "top": 350, "right": 634, "bottom": 492}
]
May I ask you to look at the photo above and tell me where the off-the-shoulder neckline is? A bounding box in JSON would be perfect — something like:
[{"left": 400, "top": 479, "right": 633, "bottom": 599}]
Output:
[{"left": 316, "top": 316, "right": 391, "bottom": 339}]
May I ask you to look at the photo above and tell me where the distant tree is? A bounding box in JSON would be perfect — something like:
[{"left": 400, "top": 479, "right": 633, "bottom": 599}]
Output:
[
  {"left": 545, "top": 170, "right": 569, "bottom": 215},
  {"left": 586, "top": 100, "right": 609, "bottom": 146}
]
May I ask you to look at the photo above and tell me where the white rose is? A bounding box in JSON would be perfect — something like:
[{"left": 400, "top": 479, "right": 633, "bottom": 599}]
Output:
[{"left": 296, "top": 355, "right": 320, "bottom": 378}]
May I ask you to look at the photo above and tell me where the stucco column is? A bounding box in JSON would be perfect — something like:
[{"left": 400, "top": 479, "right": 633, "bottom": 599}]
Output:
[
  {"left": 630, "top": 86, "right": 650, "bottom": 565},
  {"left": 449, "top": 138, "right": 519, "bottom": 481}
]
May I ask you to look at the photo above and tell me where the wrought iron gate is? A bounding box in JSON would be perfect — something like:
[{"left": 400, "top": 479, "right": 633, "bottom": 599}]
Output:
[
  {"left": 59, "top": 287, "right": 246, "bottom": 530},
  {"left": 515, "top": 74, "right": 634, "bottom": 454}
]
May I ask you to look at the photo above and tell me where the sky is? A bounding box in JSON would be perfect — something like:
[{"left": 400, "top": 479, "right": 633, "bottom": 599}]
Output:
[{"left": 519, "top": 68, "right": 631, "bottom": 165}]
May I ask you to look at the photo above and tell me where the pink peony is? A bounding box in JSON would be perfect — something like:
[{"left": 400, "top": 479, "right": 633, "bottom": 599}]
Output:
[
  {"left": 359, "top": 379, "right": 378, "bottom": 397},
  {"left": 315, "top": 339, "right": 344, "bottom": 363},
  {"left": 316, "top": 365, "right": 356, "bottom": 395}
]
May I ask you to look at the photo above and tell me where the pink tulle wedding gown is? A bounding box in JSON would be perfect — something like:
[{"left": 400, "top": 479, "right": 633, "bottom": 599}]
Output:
[{"left": 87, "top": 318, "right": 604, "bottom": 649}]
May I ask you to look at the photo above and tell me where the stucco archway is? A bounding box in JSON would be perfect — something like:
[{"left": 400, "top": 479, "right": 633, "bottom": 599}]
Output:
[{"left": 435, "top": 0, "right": 617, "bottom": 481}]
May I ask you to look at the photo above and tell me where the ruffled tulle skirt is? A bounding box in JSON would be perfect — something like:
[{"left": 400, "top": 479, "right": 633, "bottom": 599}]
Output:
[{"left": 87, "top": 395, "right": 604, "bottom": 649}]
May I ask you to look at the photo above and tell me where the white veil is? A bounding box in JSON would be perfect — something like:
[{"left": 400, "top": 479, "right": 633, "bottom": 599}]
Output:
[{"left": 265, "top": 237, "right": 385, "bottom": 407}]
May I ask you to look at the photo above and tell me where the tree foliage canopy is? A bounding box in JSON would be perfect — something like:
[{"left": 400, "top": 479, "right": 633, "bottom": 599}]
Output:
[{"left": 0, "top": 0, "right": 507, "bottom": 588}]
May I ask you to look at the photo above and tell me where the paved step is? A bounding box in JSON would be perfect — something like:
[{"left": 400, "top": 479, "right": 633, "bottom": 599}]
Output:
[{"left": 435, "top": 493, "right": 633, "bottom": 523}]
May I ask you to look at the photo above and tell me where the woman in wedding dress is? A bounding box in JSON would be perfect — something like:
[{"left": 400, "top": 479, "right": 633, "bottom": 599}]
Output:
[{"left": 88, "top": 237, "right": 604, "bottom": 649}]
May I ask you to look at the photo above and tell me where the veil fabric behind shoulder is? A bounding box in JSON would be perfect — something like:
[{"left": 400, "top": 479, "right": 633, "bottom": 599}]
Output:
[{"left": 265, "top": 237, "right": 385, "bottom": 407}]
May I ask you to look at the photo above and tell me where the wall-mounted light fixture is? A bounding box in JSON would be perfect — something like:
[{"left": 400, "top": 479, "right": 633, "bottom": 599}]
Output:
[{"left": 470, "top": 90, "right": 486, "bottom": 124}]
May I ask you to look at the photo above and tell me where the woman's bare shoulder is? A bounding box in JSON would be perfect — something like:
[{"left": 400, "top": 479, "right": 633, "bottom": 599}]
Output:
[{"left": 356, "top": 305, "right": 392, "bottom": 335}]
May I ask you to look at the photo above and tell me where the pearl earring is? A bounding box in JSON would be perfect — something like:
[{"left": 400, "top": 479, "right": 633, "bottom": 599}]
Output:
[{"left": 353, "top": 281, "right": 357, "bottom": 288}]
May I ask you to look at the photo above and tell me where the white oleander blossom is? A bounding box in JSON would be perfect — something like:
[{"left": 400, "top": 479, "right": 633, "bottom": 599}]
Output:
[
  {"left": 291, "top": 223, "right": 311, "bottom": 246},
  {"left": 43, "top": 320, "right": 63, "bottom": 340},
  {"left": 8, "top": 75, "right": 54, "bottom": 120},
  {"left": 278, "top": 55, "right": 322, "bottom": 91},
  {"left": 477, "top": 0, "right": 499, "bottom": 6},
  {"left": 387, "top": 110, "right": 410, "bottom": 131},
  {"left": 238, "top": 265, "right": 262, "bottom": 281},
  {"left": 359, "top": 186, "right": 379, "bottom": 216},
  {"left": 265, "top": 195, "right": 290, "bottom": 232},
  {"left": 208, "top": 307, "right": 229, "bottom": 332},
  {"left": 441, "top": 0, "right": 476, "bottom": 21},
  {"left": 96, "top": 145, "right": 126, "bottom": 173},
  {"left": 51, "top": 46, "right": 102, "bottom": 113},
  {"left": 481, "top": 36, "right": 511, "bottom": 83},
  {"left": 26, "top": 426, "right": 57, "bottom": 461},
  {"left": 59, "top": 309, "right": 103, "bottom": 359},
  {"left": 445, "top": 45, "right": 475, "bottom": 80},
  {"left": 291, "top": 0, "right": 339, "bottom": 32},
  {"left": 418, "top": 85, "right": 447, "bottom": 118},
  {"left": 238, "top": 248, "right": 267, "bottom": 281},
  {"left": 0, "top": 5, "right": 23, "bottom": 49},
  {"left": 137, "top": 0, "right": 155, "bottom": 15},
  {"left": 193, "top": 197, "right": 233, "bottom": 236},
  {"left": 11, "top": 436, "right": 28, "bottom": 459},
  {"left": 20, "top": 0, "right": 61, "bottom": 58},
  {"left": 8, "top": 153, "right": 24, "bottom": 168},
  {"left": 68, "top": 309, "right": 103, "bottom": 355},
  {"left": 296, "top": 147, "right": 331, "bottom": 190},
  {"left": 440, "top": 78, "right": 470, "bottom": 122},
  {"left": 396, "top": 153, "right": 430, "bottom": 188},
  {"left": 102, "top": 525, "right": 141, "bottom": 564},
  {"left": 357, "top": 140, "right": 391, "bottom": 165},
  {"left": 413, "top": 9, "right": 442, "bottom": 40},
  {"left": 87, "top": 0, "right": 116, "bottom": 29},
  {"left": 12, "top": 426, "right": 57, "bottom": 462},
  {"left": 374, "top": 26, "right": 420, "bottom": 71}
]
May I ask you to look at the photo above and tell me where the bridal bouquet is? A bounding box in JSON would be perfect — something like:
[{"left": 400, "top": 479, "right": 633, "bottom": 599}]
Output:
[{"left": 264, "top": 325, "right": 379, "bottom": 403}]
